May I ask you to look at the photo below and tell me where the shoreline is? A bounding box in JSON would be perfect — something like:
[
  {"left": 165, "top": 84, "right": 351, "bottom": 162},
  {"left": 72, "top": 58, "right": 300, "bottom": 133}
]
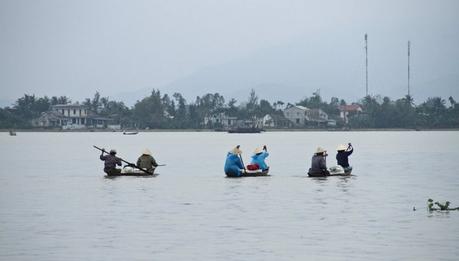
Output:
[{"left": 2, "top": 128, "right": 459, "bottom": 133}]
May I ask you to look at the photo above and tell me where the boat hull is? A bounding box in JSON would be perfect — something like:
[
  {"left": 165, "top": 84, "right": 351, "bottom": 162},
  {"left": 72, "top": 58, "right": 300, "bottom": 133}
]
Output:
[
  {"left": 106, "top": 173, "right": 158, "bottom": 177},
  {"left": 227, "top": 127, "right": 263, "bottom": 133},
  {"left": 226, "top": 169, "right": 270, "bottom": 177},
  {"left": 307, "top": 170, "right": 352, "bottom": 177},
  {"left": 105, "top": 166, "right": 156, "bottom": 177}
]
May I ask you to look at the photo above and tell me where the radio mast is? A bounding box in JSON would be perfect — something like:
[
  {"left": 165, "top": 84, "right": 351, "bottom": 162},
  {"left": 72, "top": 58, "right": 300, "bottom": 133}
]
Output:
[
  {"left": 365, "top": 34, "right": 368, "bottom": 97},
  {"left": 407, "top": 41, "right": 411, "bottom": 96}
]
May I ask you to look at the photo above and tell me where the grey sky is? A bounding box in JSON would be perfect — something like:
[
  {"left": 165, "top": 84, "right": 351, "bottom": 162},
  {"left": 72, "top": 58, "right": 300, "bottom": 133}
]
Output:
[{"left": 1, "top": 0, "right": 458, "bottom": 106}]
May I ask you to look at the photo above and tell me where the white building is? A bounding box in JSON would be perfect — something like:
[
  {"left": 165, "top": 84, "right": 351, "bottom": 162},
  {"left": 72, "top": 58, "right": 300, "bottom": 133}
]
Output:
[
  {"left": 203, "top": 113, "right": 238, "bottom": 128},
  {"left": 283, "top": 105, "right": 310, "bottom": 125},
  {"left": 33, "top": 103, "right": 116, "bottom": 129},
  {"left": 307, "top": 108, "right": 329, "bottom": 123},
  {"left": 339, "top": 104, "right": 363, "bottom": 124},
  {"left": 258, "top": 114, "right": 293, "bottom": 128},
  {"left": 52, "top": 104, "right": 89, "bottom": 128}
]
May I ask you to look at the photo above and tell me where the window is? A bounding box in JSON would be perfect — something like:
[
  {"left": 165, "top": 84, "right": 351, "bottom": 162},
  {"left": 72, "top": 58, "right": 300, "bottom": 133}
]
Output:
[
  {"left": 72, "top": 118, "right": 76, "bottom": 124},
  {"left": 62, "top": 109, "right": 64, "bottom": 115},
  {"left": 81, "top": 118, "right": 85, "bottom": 124},
  {"left": 296, "top": 119, "right": 300, "bottom": 124},
  {"left": 73, "top": 109, "right": 76, "bottom": 114}
]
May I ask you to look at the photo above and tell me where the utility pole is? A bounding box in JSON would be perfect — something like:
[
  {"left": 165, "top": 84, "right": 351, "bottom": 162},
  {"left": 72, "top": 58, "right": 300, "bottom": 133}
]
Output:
[
  {"left": 365, "top": 34, "right": 369, "bottom": 97},
  {"left": 407, "top": 41, "right": 411, "bottom": 97}
]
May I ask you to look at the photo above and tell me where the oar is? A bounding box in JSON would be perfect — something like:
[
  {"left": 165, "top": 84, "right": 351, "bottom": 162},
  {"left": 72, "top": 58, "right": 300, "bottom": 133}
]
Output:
[
  {"left": 93, "top": 145, "right": 152, "bottom": 175},
  {"left": 236, "top": 145, "right": 247, "bottom": 174}
]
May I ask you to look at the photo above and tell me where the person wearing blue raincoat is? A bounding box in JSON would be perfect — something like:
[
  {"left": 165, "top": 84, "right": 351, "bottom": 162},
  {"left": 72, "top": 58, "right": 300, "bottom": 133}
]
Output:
[
  {"left": 250, "top": 145, "right": 269, "bottom": 171},
  {"left": 224, "top": 146, "right": 244, "bottom": 177}
]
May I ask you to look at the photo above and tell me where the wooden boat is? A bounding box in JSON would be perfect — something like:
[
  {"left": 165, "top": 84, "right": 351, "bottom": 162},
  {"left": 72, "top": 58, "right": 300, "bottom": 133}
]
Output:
[
  {"left": 106, "top": 172, "right": 158, "bottom": 177},
  {"left": 9, "top": 130, "right": 16, "bottom": 136},
  {"left": 228, "top": 127, "right": 264, "bottom": 133},
  {"left": 308, "top": 166, "right": 352, "bottom": 177},
  {"left": 226, "top": 168, "right": 270, "bottom": 177},
  {"left": 105, "top": 166, "right": 157, "bottom": 177},
  {"left": 123, "top": 131, "right": 138, "bottom": 135}
]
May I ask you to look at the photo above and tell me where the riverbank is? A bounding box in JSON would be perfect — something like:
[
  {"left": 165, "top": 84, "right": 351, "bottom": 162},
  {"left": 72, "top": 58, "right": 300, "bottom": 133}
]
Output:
[{"left": 2, "top": 128, "right": 459, "bottom": 132}]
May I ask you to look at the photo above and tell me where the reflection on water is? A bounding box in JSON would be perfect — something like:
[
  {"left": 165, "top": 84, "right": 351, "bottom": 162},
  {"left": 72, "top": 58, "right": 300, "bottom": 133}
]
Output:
[{"left": 0, "top": 131, "right": 458, "bottom": 260}]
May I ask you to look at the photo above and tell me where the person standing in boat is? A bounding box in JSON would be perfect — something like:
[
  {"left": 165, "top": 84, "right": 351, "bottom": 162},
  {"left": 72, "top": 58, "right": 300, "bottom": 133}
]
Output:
[
  {"left": 250, "top": 145, "right": 269, "bottom": 171},
  {"left": 224, "top": 146, "right": 244, "bottom": 177},
  {"left": 308, "top": 147, "right": 330, "bottom": 177},
  {"left": 100, "top": 149, "right": 122, "bottom": 175},
  {"left": 336, "top": 143, "right": 353, "bottom": 173},
  {"left": 136, "top": 149, "right": 158, "bottom": 173}
]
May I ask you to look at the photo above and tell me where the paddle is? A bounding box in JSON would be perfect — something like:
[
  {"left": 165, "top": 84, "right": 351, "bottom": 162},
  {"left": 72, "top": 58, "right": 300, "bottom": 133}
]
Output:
[
  {"left": 93, "top": 145, "right": 153, "bottom": 175},
  {"left": 236, "top": 145, "right": 247, "bottom": 174}
]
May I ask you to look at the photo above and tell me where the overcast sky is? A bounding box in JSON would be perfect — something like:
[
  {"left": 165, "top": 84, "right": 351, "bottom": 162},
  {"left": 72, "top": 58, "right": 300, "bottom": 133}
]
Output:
[{"left": 1, "top": 0, "right": 458, "bottom": 106}]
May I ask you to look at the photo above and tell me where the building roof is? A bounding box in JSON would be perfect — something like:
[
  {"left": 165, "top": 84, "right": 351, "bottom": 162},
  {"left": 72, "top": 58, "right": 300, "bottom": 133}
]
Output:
[
  {"left": 339, "top": 104, "right": 362, "bottom": 112},
  {"left": 285, "top": 105, "right": 309, "bottom": 111},
  {"left": 52, "top": 103, "right": 88, "bottom": 109}
]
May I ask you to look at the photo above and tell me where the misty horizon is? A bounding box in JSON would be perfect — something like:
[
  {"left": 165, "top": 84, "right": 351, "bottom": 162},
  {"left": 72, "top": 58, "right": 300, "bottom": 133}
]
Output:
[{"left": 1, "top": 0, "right": 458, "bottom": 107}]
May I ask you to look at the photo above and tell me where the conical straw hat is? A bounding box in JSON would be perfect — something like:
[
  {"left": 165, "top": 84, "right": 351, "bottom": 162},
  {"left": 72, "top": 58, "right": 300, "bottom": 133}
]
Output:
[
  {"left": 254, "top": 147, "right": 263, "bottom": 154},
  {"left": 230, "top": 147, "right": 242, "bottom": 155},
  {"left": 142, "top": 149, "right": 152, "bottom": 155},
  {"left": 337, "top": 144, "right": 347, "bottom": 151},
  {"left": 315, "top": 147, "right": 326, "bottom": 154}
]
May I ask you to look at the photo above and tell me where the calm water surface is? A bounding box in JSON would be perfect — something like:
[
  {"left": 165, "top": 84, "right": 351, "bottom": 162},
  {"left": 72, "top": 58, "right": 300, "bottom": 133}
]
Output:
[{"left": 1, "top": 131, "right": 458, "bottom": 260}]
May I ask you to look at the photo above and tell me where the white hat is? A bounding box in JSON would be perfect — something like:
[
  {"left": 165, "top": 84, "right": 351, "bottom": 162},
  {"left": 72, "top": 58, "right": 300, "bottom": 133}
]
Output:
[
  {"left": 230, "top": 147, "right": 242, "bottom": 155},
  {"left": 254, "top": 147, "right": 263, "bottom": 154},
  {"left": 315, "top": 147, "right": 327, "bottom": 154},
  {"left": 337, "top": 144, "right": 347, "bottom": 151},
  {"left": 142, "top": 149, "right": 152, "bottom": 155}
]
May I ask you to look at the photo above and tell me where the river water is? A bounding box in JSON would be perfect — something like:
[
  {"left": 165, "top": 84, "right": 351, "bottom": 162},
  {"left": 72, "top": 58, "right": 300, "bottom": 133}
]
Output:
[{"left": 0, "top": 131, "right": 458, "bottom": 260}]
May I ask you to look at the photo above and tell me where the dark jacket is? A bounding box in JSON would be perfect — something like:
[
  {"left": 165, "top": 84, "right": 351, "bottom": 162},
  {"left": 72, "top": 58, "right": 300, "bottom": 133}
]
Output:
[
  {"left": 311, "top": 154, "right": 327, "bottom": 171},
  {"left": 336, "top": 146, "right": 353, "bottom": 168},
  {"left": 137, "top": 154, "right": 158, "bottom": 171},
  {"left": 100, "top": 154, "right": 122, "bottom": 172}
]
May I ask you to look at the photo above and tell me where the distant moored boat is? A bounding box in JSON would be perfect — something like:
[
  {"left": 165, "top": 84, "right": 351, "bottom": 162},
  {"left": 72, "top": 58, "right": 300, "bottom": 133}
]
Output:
[
  {"left": 227, "top": 127, "right": 264, "bottom": 133},
  {"left": 123, "top": 130, "right": 138, "bottom": 135}
]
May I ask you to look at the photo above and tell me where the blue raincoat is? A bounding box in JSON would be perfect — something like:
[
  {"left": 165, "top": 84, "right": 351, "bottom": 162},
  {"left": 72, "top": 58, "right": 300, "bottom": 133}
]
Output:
[
  {"left": 251, "top": 151, "right": 269, "bottom": 170},
  {"left": 224, "top": 152, "right": 244, "bottom": 177}
]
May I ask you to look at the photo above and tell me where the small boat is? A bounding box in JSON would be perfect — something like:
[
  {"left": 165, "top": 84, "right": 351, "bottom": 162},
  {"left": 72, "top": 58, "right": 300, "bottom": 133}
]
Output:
[
  {"left": 105, "top": 166, "right": 157, "bottom": 177},
  {"left": 228, "top": 127, "right": 264, "bottom": 133},
  {"left": 308, "top": 165, "right": 352, "bottom": 177},
  {"left": 9, "top": 130, "right": 16, "bottom": 136},
  {"left": 226, "top": 168, "right": 270, "bottom": 178},
  {"left": 123, "top": 130, "right": 138, "bottom": 135}
]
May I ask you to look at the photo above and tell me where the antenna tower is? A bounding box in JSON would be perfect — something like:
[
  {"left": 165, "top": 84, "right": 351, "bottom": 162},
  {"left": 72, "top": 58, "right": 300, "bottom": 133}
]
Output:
[{"left": 365, "top": 34, "right": 368, "bottom": 97}]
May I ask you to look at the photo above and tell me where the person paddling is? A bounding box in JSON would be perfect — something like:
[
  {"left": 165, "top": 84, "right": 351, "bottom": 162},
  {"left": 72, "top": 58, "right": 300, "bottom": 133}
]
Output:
[
  {"left": 336, "top": 143, "right": 353, "bottom": 173},
  {"left": 308, "top": 147, "right": 330, "bottom": 177},
  {"left": 136, "top": 149, "right": 158, "bottom": 173},
  {"left": 100, "top": 149, "right": 122, "bottom": 175},
  {"left": 224, "top": 146, "right": 245, "bottom": 177},
  {"left": 250, "top": 145, "right": 269, "bottom": 171}
]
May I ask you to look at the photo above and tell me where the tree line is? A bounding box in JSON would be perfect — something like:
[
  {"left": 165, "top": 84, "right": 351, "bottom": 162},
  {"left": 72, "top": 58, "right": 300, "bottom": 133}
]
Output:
[{"left": 0, "top": 89, "right": 458, "bottom": 129}]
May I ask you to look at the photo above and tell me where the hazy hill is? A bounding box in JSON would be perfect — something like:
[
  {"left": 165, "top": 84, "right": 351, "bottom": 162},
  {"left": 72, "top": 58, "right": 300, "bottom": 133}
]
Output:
[{"left": 117, "top": 31, "right": 459, "bottom": 106}]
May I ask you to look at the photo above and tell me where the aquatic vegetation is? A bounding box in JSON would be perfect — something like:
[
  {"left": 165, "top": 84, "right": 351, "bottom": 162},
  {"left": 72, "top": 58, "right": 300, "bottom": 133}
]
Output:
[{"left": 427, "top": 199, "right": 459, "bottom": 211}]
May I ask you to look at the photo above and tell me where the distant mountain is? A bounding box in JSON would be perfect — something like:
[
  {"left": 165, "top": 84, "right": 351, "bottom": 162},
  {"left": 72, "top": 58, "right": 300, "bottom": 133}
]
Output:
[{"left": 117, "top": 32, "right": 458, "bottom": 106}]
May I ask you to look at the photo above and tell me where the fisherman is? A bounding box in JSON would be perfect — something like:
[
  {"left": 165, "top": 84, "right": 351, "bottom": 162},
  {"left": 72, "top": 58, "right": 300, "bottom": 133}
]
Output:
[
  {"left": 136, "top": 149, "right": 158, "bottom": 173},
  {"left": 224, "top": 146, "right": 245, "bottom": 177},
  {"left": 100, "top": 149, "right": 122, "bottom": 175},
  {"left": 308, "top": 147, "right": 329, "bottom": 177},
  {"left": 250, "top": 145, "right": 269, "bottom": 171},
  {"left": 336, "top": 143, "right": 353, "bottom": 173}
]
